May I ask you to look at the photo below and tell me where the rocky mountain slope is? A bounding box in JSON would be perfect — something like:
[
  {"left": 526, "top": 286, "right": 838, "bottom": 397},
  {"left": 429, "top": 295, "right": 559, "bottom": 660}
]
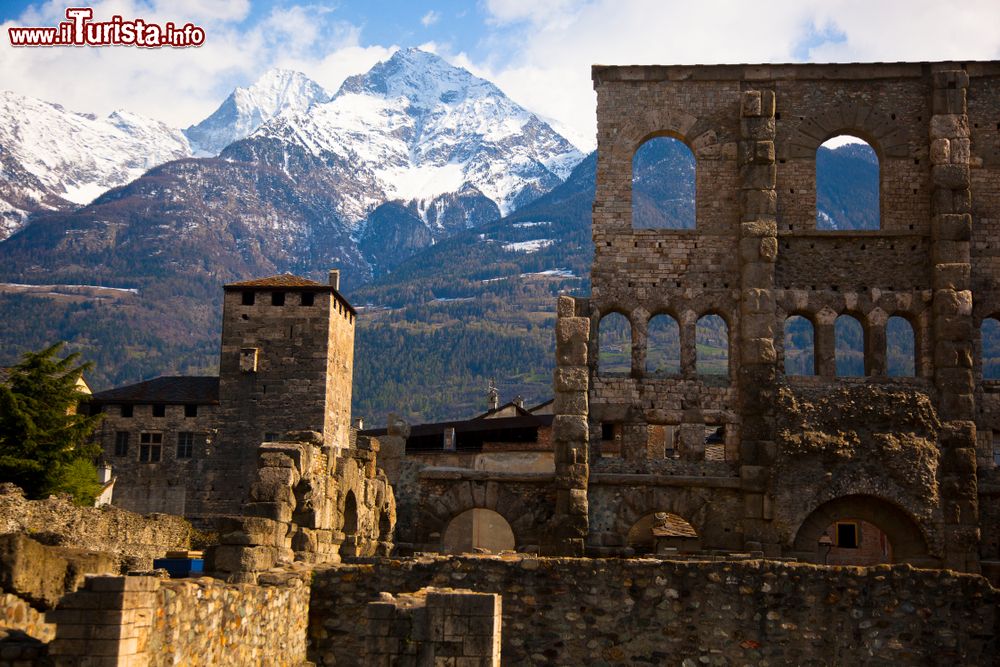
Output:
[{"left": 0, "top": 91, "right": 193, "bottom": 238}]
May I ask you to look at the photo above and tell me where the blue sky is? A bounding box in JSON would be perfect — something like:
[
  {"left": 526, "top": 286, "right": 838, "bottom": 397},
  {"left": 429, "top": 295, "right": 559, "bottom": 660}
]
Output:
[{"left": 3, "top": 1, "right": 1000, "bottom": 150}]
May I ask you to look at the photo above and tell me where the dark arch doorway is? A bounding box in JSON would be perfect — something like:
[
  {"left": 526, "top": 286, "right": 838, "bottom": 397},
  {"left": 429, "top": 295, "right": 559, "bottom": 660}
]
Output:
[
  {"left": 339, "top": 490, "right": 359, "bottom": 558},
  {"left": 792, "top": 495, "right": 931, "bottom": 566}
]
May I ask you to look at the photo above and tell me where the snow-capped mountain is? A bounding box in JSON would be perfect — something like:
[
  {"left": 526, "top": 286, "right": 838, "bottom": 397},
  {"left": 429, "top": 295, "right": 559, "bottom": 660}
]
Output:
[
  {"left": 184, "top": 69, "right": 331, "bottom": 156},
  {"left": 0, "top": 91, "right": 192, "bottom": 238},
  {"left": 243, "top": 48, "right": 583, "bottom": 232}
]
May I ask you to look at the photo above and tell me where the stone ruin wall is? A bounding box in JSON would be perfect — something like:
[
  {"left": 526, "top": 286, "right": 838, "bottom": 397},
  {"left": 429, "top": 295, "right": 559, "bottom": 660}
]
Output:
[
  {"left": 310, "top": 555, "right": 999, "bottom": 666},
  {"left": 545, "top": 61, "right": 1000, "bottom": 568}
]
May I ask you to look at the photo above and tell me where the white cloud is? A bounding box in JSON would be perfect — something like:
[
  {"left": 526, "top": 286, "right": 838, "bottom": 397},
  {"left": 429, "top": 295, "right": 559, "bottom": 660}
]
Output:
[
  {"left": 470, "top": 0, "right": 1000, "bottom": 150},
  {"left": 0, "top": 0, "right": 392, "bottom": 128},
  {"left": 421, "top": 10, "right": 440, "bottom": 27}
]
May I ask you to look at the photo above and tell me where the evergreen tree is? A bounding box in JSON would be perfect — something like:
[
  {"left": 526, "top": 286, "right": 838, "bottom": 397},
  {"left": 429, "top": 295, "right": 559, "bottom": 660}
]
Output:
[{"left": 0, "top": 343, "right": 102, "bottom": 504}]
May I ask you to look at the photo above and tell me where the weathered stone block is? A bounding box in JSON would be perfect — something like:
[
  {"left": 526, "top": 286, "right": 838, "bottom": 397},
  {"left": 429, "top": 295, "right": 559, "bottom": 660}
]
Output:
[
  {"left": 740, "top": 220, "right": 777, "bottom": 238},
  {"left": 741, "top": 91, "right": 761, "bottom": 117},
  {"left": 929, "top": 114, "right": 970, "bottom": 140},
  {"left": 739, "top": 163, "right": 776, "bottom": 190},
  {"left": 932, "top": 164, "right": 970, "bottom": 189},
  {"left": 740, "top": 189, "right": 777, "bottom": 218},
  {"left": 553, "top": 391, "right": 588, "bottom": 416},
  {"left": 208, "top": 545, "right": 278, "bottom": 573},
  {"left": 553, "top": 415, "right": 588, "bottom": 443},
  {"left": 932, "top": 263, "right": 970, "bottom": 290},
  {"left": 931, "top": 214, "right": 972, "bottom": 241},
  {"left": 556, "top": 295, "right": 577, "bottom": 318},
  {"left": 554, "top": 367, "right": 588, "bottom": 392},
  {"left": 932, "top": 88, "right": 966, "bottom": 115},
  {"left": 933, "top": 289, "right": 973, "bottom": 317},
  {"left": 740, "top": 116, "right": 775, "bottom": 140}
]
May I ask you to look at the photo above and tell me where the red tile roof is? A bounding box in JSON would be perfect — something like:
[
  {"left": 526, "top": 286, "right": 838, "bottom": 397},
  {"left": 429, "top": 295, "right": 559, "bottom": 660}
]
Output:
[{"left": 225, "top": 274, "right": 325, "bottom": 288}]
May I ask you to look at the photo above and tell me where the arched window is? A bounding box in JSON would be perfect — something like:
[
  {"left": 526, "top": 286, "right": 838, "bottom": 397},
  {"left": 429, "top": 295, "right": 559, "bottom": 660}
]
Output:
[
  {"left": 816, "top": 135, "right": 879, "bottom": 230},
  {"left": 835, "top": 315, "right": 865, "bottom": 377},
  {"left": 784, "top": 315, "right": 815, "bottom": 376},
  {"left": 983, "top": 317, "right": 1000, "bottom": 380},
  {"left": 646, "top": 314, "right": 680, "bottom": 376},
  {"left": 442, "top": 508, "right": 515, "bottom": 554},
  {"left": 632, "top": 136, "right": 695, "bottom": 229},
  {"left": 696, "top": 314, "right": 728, "bottom": 376},
  {"left": 886, "top": 316, "right": 916, "bottom": 377},
  {"left": 599, "top": 312, "right": 632, "bottom": 376}
]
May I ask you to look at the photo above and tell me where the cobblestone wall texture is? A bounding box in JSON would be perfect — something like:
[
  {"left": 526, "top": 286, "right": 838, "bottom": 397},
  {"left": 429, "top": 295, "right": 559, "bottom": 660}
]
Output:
[{"left": 309, "top": 556, "right": 999, "bottom": 666}]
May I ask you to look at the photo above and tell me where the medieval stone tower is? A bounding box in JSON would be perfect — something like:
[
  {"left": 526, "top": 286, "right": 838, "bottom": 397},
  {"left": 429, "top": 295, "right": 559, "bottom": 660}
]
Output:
[{"left": 217, "top": 271, "right": 356, "bottom": 454}]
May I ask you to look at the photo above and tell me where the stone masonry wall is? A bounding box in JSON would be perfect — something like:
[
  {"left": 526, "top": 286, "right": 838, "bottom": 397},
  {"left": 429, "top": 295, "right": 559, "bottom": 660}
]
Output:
[
  {"left": 47, "top": 572, "right": 309, "bottom": 667},
  {"left": 0, "top": 485, "right": 191, "bottom": 571},
  {"left": 309, "top": 556, "right": 999, "bottom": 666}
]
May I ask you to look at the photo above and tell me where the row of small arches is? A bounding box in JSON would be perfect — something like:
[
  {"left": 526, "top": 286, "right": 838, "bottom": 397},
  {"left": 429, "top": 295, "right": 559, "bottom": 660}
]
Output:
[
  {"left": 598, "top": 312, "right": 1000, "bottom": 379},
  {"left": 632, "top": 135, "right": 877, "bottom": 230}
]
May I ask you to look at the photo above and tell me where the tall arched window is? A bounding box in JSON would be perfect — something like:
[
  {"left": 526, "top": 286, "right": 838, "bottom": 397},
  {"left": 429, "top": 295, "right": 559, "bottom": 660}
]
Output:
[
  {"left": 886, "top": 316, "right": 916, "bottom": 377},
  {"left": 646, "top": 314, "right": 680, "bottom": 376},
  {"left": 696, "top": 314, "right": 728, "bottom": 376},
  {"left": 599, "top": 312, "right": 632, "bottom": 376},
  {"left": 835, "top": 315, "right": 865, "bottom": 377},
  {"left": 784, "top": 315, "right": 815, "bottom": 376},
  {"left": 816, "top": 135, "right": 879, "bottom": 231},
  {"left": 632, "top": 136, "right": 695, "bottom": 229},
  {"left": 983, "top": 317, "right": 1000, "bottom": 380}
]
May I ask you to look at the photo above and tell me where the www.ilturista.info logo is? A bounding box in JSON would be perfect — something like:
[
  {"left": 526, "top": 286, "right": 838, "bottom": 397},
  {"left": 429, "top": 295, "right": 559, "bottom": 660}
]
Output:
[{"left": 8, "top": 7, "right": 205, "bottom": 48}]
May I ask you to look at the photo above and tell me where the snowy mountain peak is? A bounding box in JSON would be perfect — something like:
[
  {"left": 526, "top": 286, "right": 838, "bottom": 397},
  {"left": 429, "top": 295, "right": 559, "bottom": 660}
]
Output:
[
  {"left": 185, "top": 68, "right": 330, "bottom": 156},
  {"left": 339, "top": 48, "right": 495, "bottom": 110},
  {"left": 248, "top": 48, "right": 584, "bottom": 226}
]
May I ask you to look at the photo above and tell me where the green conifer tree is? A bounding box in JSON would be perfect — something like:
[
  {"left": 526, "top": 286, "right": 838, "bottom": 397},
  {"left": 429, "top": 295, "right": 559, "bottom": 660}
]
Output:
[{"left": 0, "top": 343, "right": 102, "bottom": 504}]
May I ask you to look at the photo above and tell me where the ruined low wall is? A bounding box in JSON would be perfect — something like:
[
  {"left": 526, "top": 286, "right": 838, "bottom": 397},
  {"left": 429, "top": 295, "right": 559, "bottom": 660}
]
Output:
[
  {"left": 148, "top": 572, "right": 309, "bottom": 666},
  {"left": 0, "top": 485, "right": 191, "bottom": 571},
  {"left": 0, "top": 592, "right": 54, "bottom": 642},
  {"left": 309, "top": 556, "right": 999, "bottom": 666}
]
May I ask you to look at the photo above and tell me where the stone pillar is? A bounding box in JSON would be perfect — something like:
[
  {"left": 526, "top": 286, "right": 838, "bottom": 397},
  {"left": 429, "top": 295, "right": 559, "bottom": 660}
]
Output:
[
  {"left": 48, "top": 575, "right": 159, "bottom": 666},
  {"left": 929, "top": 67, "right": 979, "bottom": 571},
  {"left": 542, "top": 296, "right": 590, "bottom": 556},
  {"left": 814, "top": 316, "right": 837, "bottom": 377},
  {"left": 737, "top": 89, "right": 779, "bottom": 549},
  {"left": 865, "top": 310, "right": 888, "bottom": 377},
  {"left": 679, "top": 314, "right": 698, "bottom": 378},
  {"left": 365, "top": 588, "right": 501, "bottom": 667}
]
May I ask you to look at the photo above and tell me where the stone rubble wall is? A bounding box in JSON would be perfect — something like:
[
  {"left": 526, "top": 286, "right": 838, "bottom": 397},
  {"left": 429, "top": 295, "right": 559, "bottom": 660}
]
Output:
[
  {"left": 46, "top": 572, "right": 310, "bottom": 667},
  {"left": 0, "top": 485, "right": 191, "bottom": 572},
  {"left": 309, "top": 555, "right": 999, "bottom": 666}
]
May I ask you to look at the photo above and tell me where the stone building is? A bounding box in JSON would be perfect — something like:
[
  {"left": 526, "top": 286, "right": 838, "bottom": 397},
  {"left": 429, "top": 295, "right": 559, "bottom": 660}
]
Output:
[
  {"left": 540, "top": 60, "right": 1000, "bottom": 574},
  {"left": 89, "top": 272, "right": 393, "bottom": 560}
]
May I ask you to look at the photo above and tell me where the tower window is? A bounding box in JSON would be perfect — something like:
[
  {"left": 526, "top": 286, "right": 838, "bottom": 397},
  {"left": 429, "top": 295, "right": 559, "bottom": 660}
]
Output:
[
  {"left": 184, "top": 404, "right": 198, "bottom": 418},
  {"left": 836, "top": 522, "right": 859, "bottom": 548},
  {"left": 301, "top": 292, "right": 314, "bottom": 306},
  {"left": 272, "top": 291, "right": 286, "bottom": 306},
  {"left": 242, "top": 290, "right": 255, "bottom": 306},
  {"left": 152, "top": 404, "right": 165, "bottom": 418},
  {"left": 120, "top": 404, "right": 133, "bottom": 418}
]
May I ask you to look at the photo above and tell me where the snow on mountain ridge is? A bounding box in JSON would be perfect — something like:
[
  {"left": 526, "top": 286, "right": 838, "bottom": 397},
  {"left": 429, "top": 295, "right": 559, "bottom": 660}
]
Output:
[
  {"left": 185, "top": 68, "right": 331, "bottom": 156},
  {"left": 0, "top": 90, "right": 191, "bottom": 208},
  {"left": 249, "top": 48, "right": 584, "bottom": 226}
]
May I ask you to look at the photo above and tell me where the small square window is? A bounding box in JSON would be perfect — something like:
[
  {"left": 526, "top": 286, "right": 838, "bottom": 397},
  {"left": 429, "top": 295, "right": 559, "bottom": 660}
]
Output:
[
  {"left": 177, "top": 432, "right": 194, "bottom": 458},
  {"left": 263, "top": 432, "right": 280, "bottom": 442},
  {"left": 601, "top": 422, "right": 616, "bottom": 441},
  {"left": 114, "top": 431, "right": 129, "bottom": 457},
  {"left": 184, "top": 404, "right": 197, "bottom": 418},
  {"left": 300, "top": 291, "right": 314, "bottom": 307},
  {"left": 120, "top": 404, "right": 133, "bottom": 418},
  {"left": 272, "top": 291, "right": 285, "bottom": 306},
  {"left": 836, "top": 522, "right": 859, "bottom": 549},
  {"left": 242, "top": 290, "right": 255, "bottom": 306},
  {"left": 139, "top": 432, "right": 162, "bottom": 463},
  {"left": 152, "top": 404, "right": 166, "bottom": 418}
]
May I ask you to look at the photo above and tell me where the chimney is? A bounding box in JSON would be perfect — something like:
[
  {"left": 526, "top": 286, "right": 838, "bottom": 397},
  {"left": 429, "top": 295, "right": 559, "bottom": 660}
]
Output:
[
  {"left": 328, "top": 269, "right": 340, "bottom": 290},
  {"left": 354, "top": 417, "right": 364, "bottom": 430},
  {"left": 513, "top": 395, "right": 524, "bottom": 409},
  {"left": 443, "top": 427, "right": 456, "bottom": 451}
]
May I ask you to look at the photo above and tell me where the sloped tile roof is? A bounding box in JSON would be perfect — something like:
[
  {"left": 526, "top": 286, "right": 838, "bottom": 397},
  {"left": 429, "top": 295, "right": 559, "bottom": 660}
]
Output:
[
  {"left": 90, "top": 376, "right": 219, "bottom": 404},
  {"left": 225, "top": 274, "right": 324, "bottom": 288}
]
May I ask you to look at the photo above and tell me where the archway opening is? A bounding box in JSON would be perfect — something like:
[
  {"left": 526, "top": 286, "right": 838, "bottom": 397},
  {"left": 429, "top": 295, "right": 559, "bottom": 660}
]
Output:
[
  {"left": 632, "top": 136, "right": 696, "bottom": 229},
  {"left": 816, "top": 135, "right": 879, "bottom": 230},
  {"left": 886, "top": 316, "right": 916, "bottom": 377},
  {"left": 784, "top": 315, "right": 815, "bottom": 376},
  {"left": 983, "top": 317, "right": 1000, "bottom": 380},
  {"left": 835, "top": 314, "right": 865, "bottom": 377},
  {"left": 441, "top": 508, "right": 515, "bottom": 554},
  {"left": 696, "top": 314, "right": 728, "bottom": 376},
  {"left": 792, "top": 494, "right": 930, "bottom": 566},
  {"left": 339, "top": 490, "right": 359, "bottom": 558},
  {"left": 627, "top": 511, "right": 700, "bottom": 555},
  {"left": 599, "top": 312, "right": 632, "bottom": 376},
  {"left": 646, "top": 314, "right": 681, "bottom": 376}
]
